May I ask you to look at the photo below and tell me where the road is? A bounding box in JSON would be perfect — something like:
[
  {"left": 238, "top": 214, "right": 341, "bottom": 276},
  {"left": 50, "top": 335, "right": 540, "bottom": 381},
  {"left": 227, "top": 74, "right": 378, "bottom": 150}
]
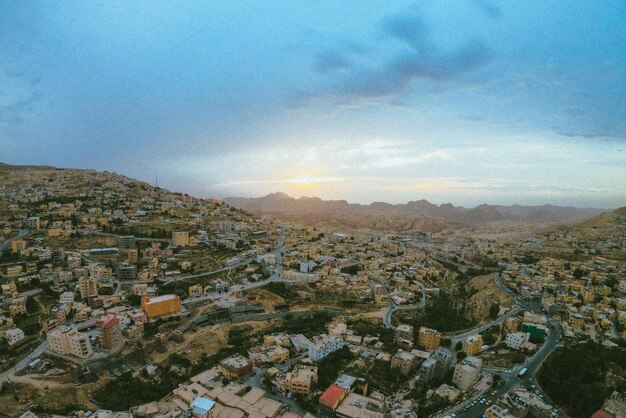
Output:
[
  {"left": 0, "top": 229, "right": 29, "bottom": 254},
  {"left": 382, "top": 285, "right": 426, "bottom": 328},
  {"left": 0, "top": 340, "right": 49, "bottom": 383},
  {"left": 443, "top": 273, "right": 565, "bottom": 418},
  {"left": 181, "top": 229, "right": 293, "bottom": 305},
  {"left": 450, "top": 306, "right": 523, "bottom": 347}
]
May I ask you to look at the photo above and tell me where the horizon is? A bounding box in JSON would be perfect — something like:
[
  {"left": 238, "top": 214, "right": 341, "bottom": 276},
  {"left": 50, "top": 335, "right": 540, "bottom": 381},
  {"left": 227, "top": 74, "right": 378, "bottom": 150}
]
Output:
[{"left": 2, "top": 2, "right": 625, "bottom": 209}]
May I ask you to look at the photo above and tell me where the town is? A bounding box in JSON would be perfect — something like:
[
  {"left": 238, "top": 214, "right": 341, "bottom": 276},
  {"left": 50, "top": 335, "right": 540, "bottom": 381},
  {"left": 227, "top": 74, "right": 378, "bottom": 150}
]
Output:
[{"left": 0, "top": 164, "right": 624, "bottom": 418}]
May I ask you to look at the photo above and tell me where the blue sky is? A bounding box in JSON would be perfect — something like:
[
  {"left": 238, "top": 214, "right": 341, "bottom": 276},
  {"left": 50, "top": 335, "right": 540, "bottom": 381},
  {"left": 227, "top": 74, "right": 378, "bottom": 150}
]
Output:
[{"left": 1, "top": 1, "right": 625, "bottom": 208}]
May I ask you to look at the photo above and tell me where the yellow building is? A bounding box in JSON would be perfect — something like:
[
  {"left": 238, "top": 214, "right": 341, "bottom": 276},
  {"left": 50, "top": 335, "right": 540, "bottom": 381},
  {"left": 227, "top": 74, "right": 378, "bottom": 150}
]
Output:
[
  {"left": 172, "top": 231, "right": 189, "bottom": 247},
  {"left": 418, "top": 326, "right": 441, "bottom": 351},
  {"left": 11, "top": 240, "right": 28, "bottom": 253},
  {"left": 141, "top": 294, "right": 181, "bottom": 322},
  {"left": 48, "top": 228, "right": 62, "bottom": 237},
  {"left": 462, "top": 334, "right": 483, "bottom": 356},
  {"left": 6, "top": 265, "right": 23, "bottom": 276},
  {"left": 188, "top": 284, "right": 203, "bottom": 298}
]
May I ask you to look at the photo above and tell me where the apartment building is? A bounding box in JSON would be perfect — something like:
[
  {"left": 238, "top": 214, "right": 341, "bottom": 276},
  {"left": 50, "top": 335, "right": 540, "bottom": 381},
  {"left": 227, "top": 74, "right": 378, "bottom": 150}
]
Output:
[
  {"left": 141, "top": 294, "right": 181, "bottom": 322},
  {"left": 219, "top": 354, "right": 253, "bottom": 378},
  {"left": 418, "top": 326, "right": 441, "bottom": 351},
  {"left": 505, "top": 332, "right": 530, "bottom": 350},
  {"left": 286, "top": 364, "right": 318, "bottom": 394},
  {"left": 391, "top": 350, "right": 417, "bottom": 376},
  {"left": 308, "top": 334, "right": 344, "bottom": 362},
  {"left": 47, "top": 325, "right": 93, "bottom": 358},
  {"left": 96, "top": 314, "right": 124, "bottom": 350},
  {"left": 462, "top": 334, "right": 483, "bottom": 356},
  {"left": 172, "top": 231, "right": 189, "bottom": 247},
  {"left": 452, "top": 356, "right": 482, "bottom": 392}
]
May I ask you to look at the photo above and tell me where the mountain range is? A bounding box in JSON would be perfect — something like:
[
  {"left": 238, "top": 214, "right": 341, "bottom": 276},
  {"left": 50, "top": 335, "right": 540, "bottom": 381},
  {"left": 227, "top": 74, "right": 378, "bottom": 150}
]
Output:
[{"left": 225, "top": 192, "right": 606, "bottom": 232}]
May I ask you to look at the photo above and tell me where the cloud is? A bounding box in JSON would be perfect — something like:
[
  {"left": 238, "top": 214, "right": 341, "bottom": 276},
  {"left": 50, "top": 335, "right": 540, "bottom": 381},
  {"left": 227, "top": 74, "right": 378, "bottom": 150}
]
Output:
[
  {"left": 314, "top": 49, "right": 351, "bottom": 74},
  {"left": 552, "top": 128, "right": 623, "bottom": 140},
  {"left": 303, "top": 13, "right": 491, "bottom": 103}
]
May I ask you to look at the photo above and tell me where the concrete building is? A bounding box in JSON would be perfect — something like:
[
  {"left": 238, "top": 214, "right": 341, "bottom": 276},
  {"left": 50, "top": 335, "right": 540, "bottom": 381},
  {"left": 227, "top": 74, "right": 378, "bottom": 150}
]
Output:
[
  {"left": 319, "top": 384, "right": 347, "bottom": 416},
  {"left": 96, "top": 314, "right": 124, "bottom": 350},
  {"left": 431, "top": 347, "right": 454, "bottom": 379},
  {"left": 521, "top": 312, "right": 548, "bottom": 342},
  {"left": 78, "top": 276, "right": 98, "bottom": 300},
  {"left": 391, "top": 350, "right": 417, "bottom": 376},
  {"left": 462, "top": 334, "right": 483, "bottom": 356},
  {"left": 334, "top": 392, "right": 386, "bottom": 418},
  {"left": 47, "top": 325, "right": 93, "bottom": 358},
  {"left": 308, "top": 335, "right": 344, "bottom": 362},
  {"left": 59, "top": 291, "right": 75, "bottom": 304},
  {"left": 11, "top": 239, "right": 28, "bottom": 253},
  {"left": 418, "top": 326, "right": 441, "bottom": 351},
  {"left": 505, "top": 332, "right": 530, "bottom": 350},
  {"left": 26, "top": 216, "right": 40, "bottom": 229},
  {"left": 172, "top": 231, "right": 190, "bottom": 247},
  {"left": 452, "top": 356, "right": 482, "bottom": 392},
  {"left": 9, "top": 297, "right": 27, "bottom": 317},
  {"left": 395, "top": 324, "right": 414, "bottom": 340},
  {"left": 4, "top": 327, "right": 25, "bottom": 345},
  {"left": 219, "top": 354, "right": 253, "bottom": 378},
  {"left": 286, "top": 364, "right": 318, "bottom": 394},
  {"left": 117, "top": 262, "right": 137, "bottom": 280},
  {"left": 117, "top": 235, "right": 136, "bottom": 249},
  {"left": 141, "top": 294, "right": 181, "bottom": 322}
]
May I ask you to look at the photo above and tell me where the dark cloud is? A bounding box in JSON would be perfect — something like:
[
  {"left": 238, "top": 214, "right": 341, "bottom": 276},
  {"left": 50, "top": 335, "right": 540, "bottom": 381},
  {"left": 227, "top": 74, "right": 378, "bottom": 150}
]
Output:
[{"left": 306, "top": 14, "right": 491, "bottom": 103}]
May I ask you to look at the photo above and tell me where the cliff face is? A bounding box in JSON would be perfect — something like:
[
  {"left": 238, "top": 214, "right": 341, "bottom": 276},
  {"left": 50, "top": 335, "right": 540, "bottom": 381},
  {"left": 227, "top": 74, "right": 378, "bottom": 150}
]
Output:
[{"left": 467, "top": 275, "right": 513, "bottom": 323}]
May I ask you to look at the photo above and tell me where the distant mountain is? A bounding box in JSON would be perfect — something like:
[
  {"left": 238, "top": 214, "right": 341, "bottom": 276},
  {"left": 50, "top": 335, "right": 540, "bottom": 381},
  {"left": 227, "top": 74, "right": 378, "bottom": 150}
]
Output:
[{"left": 224, "top": 193, "right": 606, "bottom": 232}]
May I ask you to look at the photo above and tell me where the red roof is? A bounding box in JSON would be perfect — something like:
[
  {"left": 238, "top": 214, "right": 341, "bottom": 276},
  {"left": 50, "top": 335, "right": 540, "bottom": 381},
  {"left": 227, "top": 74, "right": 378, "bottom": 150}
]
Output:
[{"left": 319, "top": 384, "right": 346, "bottom": 407}]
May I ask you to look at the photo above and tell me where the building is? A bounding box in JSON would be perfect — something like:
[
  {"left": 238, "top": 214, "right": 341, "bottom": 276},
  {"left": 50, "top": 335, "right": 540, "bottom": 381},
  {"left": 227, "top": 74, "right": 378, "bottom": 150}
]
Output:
[
  {"left": 391, "top": 350, "right": 416, "bottom": 376},
  {"left": 319, "top": 384, "right": 347, "bottom": 416},
  {"left": 484, "top": 404, "right": 516, "bottom": 418},
  {"left": 521, "top": 312, "right": 548, "bottom": 342},
  {"left": 431, "top": 348, "right": 454, "bottom": 379},
  {"left": 117, "top": 262, "right": 137, "bottom": 280},
  {"left": 78, "top": 276, "right": 98, "bottom": 300},
  {"left": 190, "top": 396, "right": 216, "bottom": 418},
  {"left": 395, "top": 324, "right": 414, "bottom": 340},
  {"left": 419, "top": 357, "right": 437, "bottom": 384},
  {"left": 505, "top": 332, "right": 530, "bottom": 350},
  {"left": 172, "top": 231, "right": 190, "bottom": 247},
  {"left": 59, "top": 291, "right": 75, "bottom": 304},
  {"left": 47, "top": 325, "right": 93, "bottom": 358},
  {"left": 308, "top": 335, "right": 344, "bottom": 362},
  {"left": 118, "top": 235, "right": 136, "bottom": 249},
  {"left": 9, "top": 297, "right": 27, "bottom": 317},
  {"left": 26, "top": 216, "right": 40, "bottom": 229},
  {"left": 334, "top": 392, "right": 386, "bottom": 418},
  {"left": 219, "top": 354, "right": 253, "bottom": 378},
  {"left": 11, "top": 239, "right": 28, "bottom": 253},
  {"left": 452, "top": 356, "right": 482, "bottom": 392},
  {"left": 4, "top": 327, "right": 25, "bottom": 345},
  {"left": 96, "top": 314, "right": 124, "bottom": 350},
  {"left": 286, "top": 364, "right": 318, "bottom": 395},
  {"left": 418, "top": 326, "right": 441, "bottom": 351},
  {"left": 141, "top": 294, "right": 181, "bottom": 322},
  {"left": 462, "top": 334, "right": 483, "bottom": 356}
]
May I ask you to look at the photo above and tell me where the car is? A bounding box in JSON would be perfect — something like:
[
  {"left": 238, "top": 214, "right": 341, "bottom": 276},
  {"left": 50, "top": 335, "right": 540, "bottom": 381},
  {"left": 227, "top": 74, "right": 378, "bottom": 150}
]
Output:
[{"left": 486, "top": 400, "right": 493, "bottom": 405}]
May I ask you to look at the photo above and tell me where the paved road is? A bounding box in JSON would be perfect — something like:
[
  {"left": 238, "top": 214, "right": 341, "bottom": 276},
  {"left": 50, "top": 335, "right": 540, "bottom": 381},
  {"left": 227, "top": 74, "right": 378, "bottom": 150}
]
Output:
[
  {"left": 450, "top": 306, "right": 523, "bottom": 347},
  {"left": 0, "top": 229, "right": 29, "bottom": 254},
  {"left": 444, "top": 273, "right": 565, "bottom": 418},
  {"left": 0, "top": 340, "right": 48, "bottom": 383},
  {"left": 383, "top": 285, "right": 426, "bottom": 329}
]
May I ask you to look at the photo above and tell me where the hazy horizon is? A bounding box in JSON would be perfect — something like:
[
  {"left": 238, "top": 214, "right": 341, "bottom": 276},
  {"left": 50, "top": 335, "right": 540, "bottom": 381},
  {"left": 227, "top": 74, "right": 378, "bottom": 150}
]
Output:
[{"left": 2, "top": 2, "right": 625, "bottom": 209}]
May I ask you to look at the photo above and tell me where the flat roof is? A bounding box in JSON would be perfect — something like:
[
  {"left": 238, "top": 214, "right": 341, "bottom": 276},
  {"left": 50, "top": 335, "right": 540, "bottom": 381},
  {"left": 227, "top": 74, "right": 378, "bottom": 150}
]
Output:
[{"left": 144, "top": 294, "right": 179, "bottom": 304}]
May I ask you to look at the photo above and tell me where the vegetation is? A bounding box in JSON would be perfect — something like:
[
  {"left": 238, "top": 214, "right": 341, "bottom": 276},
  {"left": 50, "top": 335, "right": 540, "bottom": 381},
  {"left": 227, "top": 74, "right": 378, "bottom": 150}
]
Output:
[
  {"left": 316, "top": 346, "right": 354, "bottom": 388},
  {"left": 537, "top": 343, "right": 626, "bottom": 418},
  {"left": 265, "top": 282, "right": 299, "bottom": 301}
]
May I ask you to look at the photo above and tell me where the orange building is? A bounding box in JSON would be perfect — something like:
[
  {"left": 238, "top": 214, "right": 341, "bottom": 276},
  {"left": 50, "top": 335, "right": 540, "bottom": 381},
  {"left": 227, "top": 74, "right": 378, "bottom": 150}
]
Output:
[{"left": 141, "top": 294, "right": 181, "bottom": 322}]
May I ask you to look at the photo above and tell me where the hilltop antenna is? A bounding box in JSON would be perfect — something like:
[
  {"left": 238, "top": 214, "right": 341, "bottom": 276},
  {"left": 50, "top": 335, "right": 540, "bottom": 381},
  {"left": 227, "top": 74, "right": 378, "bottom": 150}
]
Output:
[{"left": 155, "top": 176, "right": 158, "bottom": 189}]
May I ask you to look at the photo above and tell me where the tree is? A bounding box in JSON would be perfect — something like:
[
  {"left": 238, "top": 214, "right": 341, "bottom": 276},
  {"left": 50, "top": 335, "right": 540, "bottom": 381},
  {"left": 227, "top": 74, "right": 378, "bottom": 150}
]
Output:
[{"left": 489, "top": 303, "right": 500, "bottom": 319}]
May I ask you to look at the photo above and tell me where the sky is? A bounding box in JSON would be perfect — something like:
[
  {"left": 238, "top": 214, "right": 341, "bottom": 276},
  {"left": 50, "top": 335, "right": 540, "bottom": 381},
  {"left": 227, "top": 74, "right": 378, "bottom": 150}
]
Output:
[{"left": 1, "top": 1, "right": 625, "bottom": 208}]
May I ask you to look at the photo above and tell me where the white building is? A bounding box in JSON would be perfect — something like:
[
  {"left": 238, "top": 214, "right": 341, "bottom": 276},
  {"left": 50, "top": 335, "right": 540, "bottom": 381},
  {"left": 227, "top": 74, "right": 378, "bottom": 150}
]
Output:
[
  {"left": 59, "top": 291, "right": 75, "bottom": 304},
  {"left": 5, "top": 328, "right": 25, "bottom": 345},
  {"left": 47, "top": 325, "right": 93, "bottom": 358},
  {"left": 452, "top": 356, "right": 482, "bottom": 392},
  {"left": 505, "top": 332, "right": 530, "bottom": 350},
  {"left": 308, "top": 334, "right": 344, "bottom": 362}
]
